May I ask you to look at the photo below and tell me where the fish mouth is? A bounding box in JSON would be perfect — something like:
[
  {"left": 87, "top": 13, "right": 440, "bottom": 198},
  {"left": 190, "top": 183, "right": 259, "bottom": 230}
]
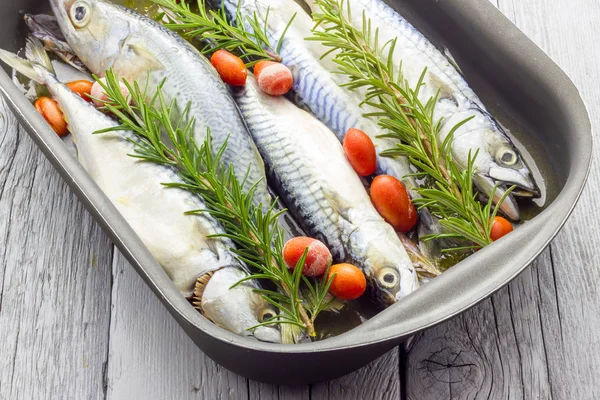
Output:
[
  {"left": 510, "top": 185, "right": 541, "bottom": 198},
  {"left": 477, "top": 166, "right": 541, "bottom": 221},
  {"left": 487, "top": 166, "right": 541, "bottom": 199}
]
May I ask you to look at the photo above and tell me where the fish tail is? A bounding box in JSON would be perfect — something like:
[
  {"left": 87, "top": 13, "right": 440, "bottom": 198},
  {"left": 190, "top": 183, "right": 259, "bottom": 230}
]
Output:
[
  {"left": 397, "top": 231, "right": 442, "bottom": 278},
  {"left": 417, "top": 207, "right": 445, "bottom": 260},
  {"left": 0, "top": 38, "right": 54, "bottom": 84},
  {"left": 280, "top": 323, "right": 306, "bottom": 344}
]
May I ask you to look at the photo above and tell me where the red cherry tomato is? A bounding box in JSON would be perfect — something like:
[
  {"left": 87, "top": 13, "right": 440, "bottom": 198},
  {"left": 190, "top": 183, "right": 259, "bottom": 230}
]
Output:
[
  {"left": 210, "top": 49, "right": 248, "bottom": 86},
  {"left": 211, "top": 49, "right": 247, "bottom": 86},
  {"left": 283, "top": 237, "right": 332, "bottom": 277},
  {"left": 490, "top": 216, "right": 513, "bottom": 241},
  {"left": 327, "top": 263, "right": 367, "bottom": 300},
  {"left": 343, "top": 128, "right": 377, "bottom": 176},
  {"left": 254, "top": 60, "right": 293, "bottom": 96},
  {"left": 370, "top": 175, "right": 418, "bottom": 232},
  {"left": 34, "top": 97, "right": 68, "bottom": 137},
  {"left": 66, "top": 80, "right": 94, "bottom": 103}
]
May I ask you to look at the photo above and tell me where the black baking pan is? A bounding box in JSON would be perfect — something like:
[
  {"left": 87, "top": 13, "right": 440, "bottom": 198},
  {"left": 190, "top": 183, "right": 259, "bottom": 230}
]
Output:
[{"left": 0, "top": 0, "right": 592, "bottom": 384}]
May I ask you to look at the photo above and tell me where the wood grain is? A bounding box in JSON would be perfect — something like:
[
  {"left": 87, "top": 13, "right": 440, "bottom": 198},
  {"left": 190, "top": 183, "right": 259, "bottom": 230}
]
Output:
[
  {"left": 1, "top": 0, "right": 599, "bottom": 398},
  {"left": 311, "top": 349, "right": 402, "bottom": 400},
  {"left": 406, "top": 252, "right": 556, "bottom": 399},
  {"left": 105, "top": 250, "right": 248, "bottom": 400},
  {"left": 0, "top": 97, "right": 113, "bottom": 400},
  {"left": 406, "top": 0, "right": 600, "bottom": 398}
]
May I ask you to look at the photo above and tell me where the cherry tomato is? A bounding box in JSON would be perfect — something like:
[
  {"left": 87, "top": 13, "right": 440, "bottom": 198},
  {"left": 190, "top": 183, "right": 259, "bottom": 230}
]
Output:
[
  {"left": 254, "top": 60, "right": 293, "bottom": 96},
  {"left": 34, "top": 97, "right": 68, "bottom": 137},
  {"left": 490, "top": 216, "right": 513, "bottom": 241},
  {"left": 327, "top": 263, "right": 367, "bottom": 300},
  {"left": 370, "top": 175, "right": 418, "bottom": 232},
  {"left": 343, "top": 128, "right": 377, "bottom": 176},
  {"left": 283, "top": 237, "right": 332, "bottom": 277},
  {"left": 66, "top": 80, "right": 93, "bottom": 103},
  {"left": 90, "top": 78, "right": 130, "bottom": 107},
  {"left": 210, "top": 49, "right": 247, "bottom": 86}
]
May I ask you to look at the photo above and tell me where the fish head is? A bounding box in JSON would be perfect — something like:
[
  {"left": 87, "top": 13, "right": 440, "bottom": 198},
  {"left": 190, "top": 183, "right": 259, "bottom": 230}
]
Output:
[
  {"left": 50, "top": 0, "right": 132, "bottom": 74},
  {"left": 449, "top": 106, "right": 540, "bottom": 221},
  {"left": 198, "top": 267, "right": 281, "bottom": 343},
  {"left": 475, "top": 123, "right": 540, "bottom": 221},
  {"left": 354, "top": 221, "right": 419, "bottom": 307}
]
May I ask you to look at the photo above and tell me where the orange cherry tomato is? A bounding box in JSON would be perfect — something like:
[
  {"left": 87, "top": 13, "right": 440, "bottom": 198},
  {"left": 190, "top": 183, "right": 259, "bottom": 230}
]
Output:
[
  {"left": 254, "top": 60, "right": 293, "bottom": 96},
  {"left": 210, "top": 49, "right": 247, "bottom": 86},
  {"left": 283, "top": 237, "right": 332, "bottom": 277},
  {"left": 34, "top": 97, "right": 68, "bottom": 137},
  {"left": 370, "top": 175, "right": 418, "bottom": 232},
  {"left": 343, "top": 128, "right": 377, "bottom": 176},
  {"left": 327, "top": 263, "right": 367, "bottom": 300},
  {"left": 490, "top": 216, "right": 513, "bottom": 241},
  {"left": 66, "top": 80, "right": 94, "bottom": 103}
]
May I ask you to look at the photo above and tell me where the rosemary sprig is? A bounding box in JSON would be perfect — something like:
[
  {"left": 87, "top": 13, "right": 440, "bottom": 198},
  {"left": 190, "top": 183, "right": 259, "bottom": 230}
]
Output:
[
  {"left": 309, "top": 0, "right": 513, "bottom": 249},
  {"left": 152, "top": 0, "right": 290, "bottom": 66},
  {"left": 95, "top": 70, "right": 334, "bottom": 341}
]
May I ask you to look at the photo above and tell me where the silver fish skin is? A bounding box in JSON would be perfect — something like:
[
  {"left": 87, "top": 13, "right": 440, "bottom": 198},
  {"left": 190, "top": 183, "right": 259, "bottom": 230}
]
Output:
[
  {"left": 232, "top": 75, "right": 418, "bottom": 307},
  {"left": 0, "top": 42, "right": 280, "bottom": 343},
  {"left": 306, "top": 0, "right": 541, "bottom": 220},
  {"left": 223, "top": 0, "right": 418, "bottom": 190},
  {"left": 49, "top": 0, "right": 271, "bottom": 207},
  {"left": 223, "top": 0, "right": 445, "bottom": 259}
]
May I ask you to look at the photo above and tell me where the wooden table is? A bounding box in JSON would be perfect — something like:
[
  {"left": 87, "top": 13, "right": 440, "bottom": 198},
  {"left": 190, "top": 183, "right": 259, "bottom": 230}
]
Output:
[{"left": 0, "top": 0, "right": 597, "bottom": 398}]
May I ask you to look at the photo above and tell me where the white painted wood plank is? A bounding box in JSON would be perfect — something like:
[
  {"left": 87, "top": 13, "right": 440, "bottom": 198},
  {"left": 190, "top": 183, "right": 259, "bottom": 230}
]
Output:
[
  {"left": 406, "top": 252, "right": 556, "bottom": 399},
  {"left": 311, "top": 350, "right": 401, "bottom": 400},
  {"left": 0, "top": 97, "right": 113, "bottom": 400},
  {"left": 406, "top": 0, "right": 600, "bottom": 398},
  {"left": 501, "top": 0, "right": 600, "bottom": 398},
  {"left": 105, "top": 250, "right": 248, "bottom": 400},
  {"left": 249, "top": 381, "right": 309, "bottom": 400}
]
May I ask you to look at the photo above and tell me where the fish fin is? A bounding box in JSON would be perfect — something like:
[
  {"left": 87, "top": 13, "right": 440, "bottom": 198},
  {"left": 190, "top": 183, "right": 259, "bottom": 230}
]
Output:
[
  {"left": 127, "top": 43, "right": 164, "bottom": 72},
  {"left": 280, "top": 324, "right": 306, "bottom": 344},
  {"left": 428, "top": 71, "right": 457, "bottom": 103},
  {"left": 0, "top": 38, "right": 54, "bottom": 84},
  {"left": 322, "top": 186, "right": 353, "bottom": 222},
  {"left": 323, "top": 294, "right": 346, "bottom": 312},
  {"left": 25, "top": 38, "right": 54, "bottom": 72},
  {"left": 443, "top": 47, "right": 464, "bottom": 74},
  {"left": 397, "top": 231, "right": 442, "bottom": 278}
]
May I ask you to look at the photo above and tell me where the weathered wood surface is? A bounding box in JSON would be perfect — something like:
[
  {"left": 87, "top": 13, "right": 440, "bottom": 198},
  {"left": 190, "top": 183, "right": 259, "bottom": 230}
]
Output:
[
  {"left": 0, "top": 98, "right": 113, "bottom": 400},
  {"left": 0, "top": 0, "right": 598, "bottom": 399},
  {"left": 406, "top": 0, "right": 600, "bottom": 398}
]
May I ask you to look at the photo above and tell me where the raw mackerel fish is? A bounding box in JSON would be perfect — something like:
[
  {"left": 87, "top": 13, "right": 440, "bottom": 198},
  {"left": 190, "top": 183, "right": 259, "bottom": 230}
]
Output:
[
  {"left": 0, "top": 40, "right": 280, "bottom": 343},
  {"left": 231, "top": 74, "right": 419, "bottom": 307},
  {"left": 306, "top": 0, "right": 541, "bottom": 220},
  {"left": 49, "top": 0, "right": 272, "bottom": 206}
]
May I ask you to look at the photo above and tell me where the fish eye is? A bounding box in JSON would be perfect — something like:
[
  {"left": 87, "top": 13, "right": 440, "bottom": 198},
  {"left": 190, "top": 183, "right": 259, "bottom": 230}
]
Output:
[
  {"left": 496, "top": 146, "right": 518, "bottom": 166},
  {"left": 259, "top": 308, "right": 277, "bottom": 323},
  {"left": 377, "top": 268, "right": 399, "bottom": 289},
  {"left": 70, "top": 1, "right": 92, "bottom": 28}
]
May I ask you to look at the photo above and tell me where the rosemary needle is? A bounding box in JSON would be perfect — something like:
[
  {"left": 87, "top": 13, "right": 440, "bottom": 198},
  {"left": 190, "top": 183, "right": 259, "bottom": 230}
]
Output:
[
  {"left": 309, "top": 0, "right": 514, "bottom": 250},
  {"left": 95, "top": 70, "right": 334, "bottom": 342}
]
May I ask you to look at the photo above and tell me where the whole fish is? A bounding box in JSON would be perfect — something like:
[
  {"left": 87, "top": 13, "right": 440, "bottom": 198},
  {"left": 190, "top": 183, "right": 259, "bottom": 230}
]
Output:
[
  {"left": 49, "top": 0, "right": 272, "bottom": 207},
  {"left": 219, "top": 0, "right": 450, "bottom": 259},
  {"left": 231, "top": 74, "right": 418, "bottom": 307},
  {"left": 306, "top": 0, "right": 541, "bottom": 221},
  {"left": 0, "top": 40, "right": 280, "bottom": 342},
  {"left": 224, "top": 0, "right": 417, "bottom": 190}
]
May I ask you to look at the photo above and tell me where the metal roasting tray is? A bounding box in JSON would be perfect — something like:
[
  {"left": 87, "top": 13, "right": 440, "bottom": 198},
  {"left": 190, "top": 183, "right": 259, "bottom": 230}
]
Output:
[{"left": 0, "top": 0, "right": 592, "bottom": 384}]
